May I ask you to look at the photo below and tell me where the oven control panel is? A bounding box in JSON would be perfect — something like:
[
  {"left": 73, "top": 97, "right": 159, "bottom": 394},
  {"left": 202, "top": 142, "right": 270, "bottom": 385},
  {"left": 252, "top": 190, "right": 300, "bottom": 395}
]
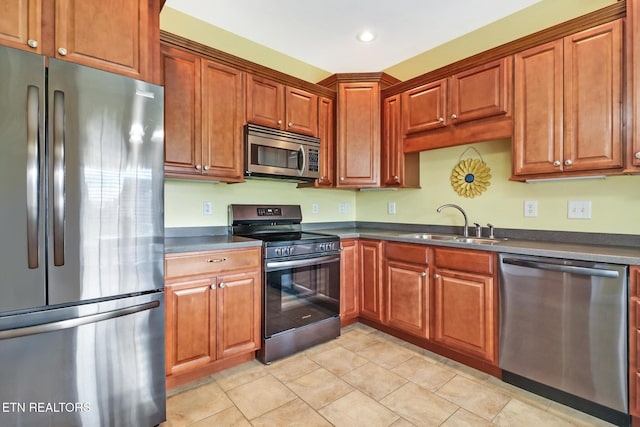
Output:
[{"left": 257, "top": 207, "right": 282, "bottom": 216}]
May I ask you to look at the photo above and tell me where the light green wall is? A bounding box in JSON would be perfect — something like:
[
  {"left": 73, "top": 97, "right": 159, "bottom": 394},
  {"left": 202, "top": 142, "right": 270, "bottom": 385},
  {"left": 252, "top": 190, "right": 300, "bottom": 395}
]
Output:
[
  {"left": 159, "top": 7, "right": 332, "bottom": 83},
  {"left": 384, "top": 0, "right": 616, "bottom": 80},
  {"left": 162, "top": 0, "right": 640, "bottom": 235}
]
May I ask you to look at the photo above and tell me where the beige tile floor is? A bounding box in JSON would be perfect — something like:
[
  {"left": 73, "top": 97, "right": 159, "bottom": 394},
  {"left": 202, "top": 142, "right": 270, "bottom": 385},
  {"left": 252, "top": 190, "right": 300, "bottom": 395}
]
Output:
[{"left": 161, "top": 323, "right": 616, "bottom": 427}]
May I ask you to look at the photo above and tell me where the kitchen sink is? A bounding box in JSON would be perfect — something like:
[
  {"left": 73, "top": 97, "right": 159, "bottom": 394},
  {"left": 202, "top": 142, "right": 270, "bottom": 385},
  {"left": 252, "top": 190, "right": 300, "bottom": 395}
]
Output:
[
  {"left": 399, "top": 233, "right": 459, "bottom": 241},
  {"left": 453, "top": 237, "right": 506, "bottom": 245},
  {"left": 399, "top": 233, "right": 506, "bottom": 245}
]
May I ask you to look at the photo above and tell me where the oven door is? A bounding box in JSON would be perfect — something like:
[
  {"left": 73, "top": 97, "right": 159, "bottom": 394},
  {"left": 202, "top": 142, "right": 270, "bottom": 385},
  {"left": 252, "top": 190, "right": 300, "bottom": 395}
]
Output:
[{"left": 264, "top": 254, "right": 340, "bottom": 338}]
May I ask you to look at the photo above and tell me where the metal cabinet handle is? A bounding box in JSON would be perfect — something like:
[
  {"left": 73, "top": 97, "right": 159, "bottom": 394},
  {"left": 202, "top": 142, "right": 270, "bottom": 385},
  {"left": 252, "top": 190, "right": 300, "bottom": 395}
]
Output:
[
  {"left": 421, "top": 272, "right": 427, "bottom": 277},
  {"left": 206, "top": 258, "right": 227, "bottom": 263},
  {"left": 203, "top": 165, "right": 210, "bottom": 171},
  {"left": 195, "top": 164, "right": 202, "bottom": 170},
  {"left": 288, "top": 122, "right": 293, "bottom": 127},
  {"left": 635, "top": 152, "right": 640, "bottom": 159},
  {"left": 438, "top": 117, "right": 444, "bottom": 123},
  {"left": 451, "top": 114, "right": 457, "bottom": 119},
  {"left": 210, "top": 284, "right": 216, "bottom": 290},
  {"left": 340, "top": 177, "right": 345, "bottom": 181},
  {"left": 433, "top": 273, "right": 440, "bottom": 279},
  {"left": 27, "top": 39, "right": 38, "bottom": 48},
  {"left": 219, "top": 283, "right": 225, "bottom": 288},
  {"left": 553, "top": 160, "right": 561, "bottom": 167},
  {"left": 57, "top": 47, "right": 67, "bottom": 56},
  {"left": 277, "top": 120, "right": 283, "bottom": 125},
  {"left": 564, "top": 159, "right": 573, "bottom": 166}
]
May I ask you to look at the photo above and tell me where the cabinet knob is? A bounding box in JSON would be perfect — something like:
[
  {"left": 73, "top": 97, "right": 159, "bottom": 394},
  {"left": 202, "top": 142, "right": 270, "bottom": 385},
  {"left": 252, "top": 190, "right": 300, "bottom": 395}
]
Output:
[
  {"left": 210, "top": 284, "right": 216, "bottom": 290},
  {"left": 219, "top": 283, "right": 225, "bottom": 288},
  {"left": 277, "top": 120, "right": 283, "bottom": 125},
  {"left": 203, "top": 165, "right": 210, "bottom": 171},
  {"left": 438, "top": 117, "right": 444, "bottom": 123},
  {"left": 27, "top": 39, "right": 38, "bottom": 48},
  {"left": 195, "top": 164, "right": 202, "bottom": 170},
  {"left": 206, "top": 257, "right": 227, "bottom": 263},
  {"left": 635, "top": 152, "right": 640, "bottom": 159},
  {"left": 340, "top": 177, "right": 345, "bottom": 181},
  {"left": 421, "top": 272, "right": 427, "bottom": 277},
  {"left": 288, "top": 122, "right": 293, "bottom": 127},
  {"left": 57, "top": 47, "right": 68, "bottom": 56},
  {"left": 553, "top": 160, "right": 561, "bottom": 167},
  {"left": 451, "top": 114, "right": 457, "bottom": 120},
  {"left": 564, "top": 159, "right": 573, "bottom": 166},
  {"left": 433, "top": 273, "right": 440, "bottom": 279}
]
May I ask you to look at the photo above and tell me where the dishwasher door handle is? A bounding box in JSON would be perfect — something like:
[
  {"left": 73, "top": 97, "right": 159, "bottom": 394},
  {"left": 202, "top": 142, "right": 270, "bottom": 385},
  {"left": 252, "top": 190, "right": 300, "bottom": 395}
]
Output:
[{"left": 502, "top": 258, "right": 620, "bottom": 278}]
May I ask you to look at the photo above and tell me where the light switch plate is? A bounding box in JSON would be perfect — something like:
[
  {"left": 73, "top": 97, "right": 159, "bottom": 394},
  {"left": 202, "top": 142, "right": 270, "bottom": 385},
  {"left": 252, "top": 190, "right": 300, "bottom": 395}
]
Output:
[
  {"left": 388, "top": 202, "right": 396, "bottom": 215},
  {"left": 524, "top": 200, "right": 537, "bottom": 217}
]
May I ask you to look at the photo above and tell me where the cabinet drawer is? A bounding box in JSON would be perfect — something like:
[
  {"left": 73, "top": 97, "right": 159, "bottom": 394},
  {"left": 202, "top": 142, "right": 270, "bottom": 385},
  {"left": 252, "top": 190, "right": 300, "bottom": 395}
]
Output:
[
  {"left": 386, "top": 242, "right": 428, "bottom": 265},
  {"left": 165, "top": 247, "right": 261, "bottom": 280},
  {"left": 434, "top": 248, "right": 493, "bottom": 275}
]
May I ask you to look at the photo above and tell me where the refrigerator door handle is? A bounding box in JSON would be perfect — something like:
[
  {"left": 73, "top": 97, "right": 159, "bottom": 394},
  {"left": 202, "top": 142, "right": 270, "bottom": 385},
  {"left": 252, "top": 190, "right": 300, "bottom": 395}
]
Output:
[
  {"left": 26, "top": 85, "right": 40, "bottom": 269},
  {"left": 52, "top": 90, "right": 65, "bottom": 266},
  {"left": 0, "top": 300, "right": 160, "bottom": 340}
]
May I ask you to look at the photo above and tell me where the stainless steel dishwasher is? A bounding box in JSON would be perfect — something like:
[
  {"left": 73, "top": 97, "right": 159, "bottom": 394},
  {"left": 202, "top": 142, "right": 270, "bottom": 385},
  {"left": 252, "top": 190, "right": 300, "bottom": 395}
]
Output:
[{"left": 499, "top": 254, "right": 629, "bottom": 426}]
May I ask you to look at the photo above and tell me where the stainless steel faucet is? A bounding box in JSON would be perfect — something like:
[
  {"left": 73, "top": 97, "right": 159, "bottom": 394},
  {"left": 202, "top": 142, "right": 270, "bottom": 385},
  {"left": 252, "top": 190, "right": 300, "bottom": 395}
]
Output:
[{"left": 436, "top": 204, "right": 469, "bottom": 237}]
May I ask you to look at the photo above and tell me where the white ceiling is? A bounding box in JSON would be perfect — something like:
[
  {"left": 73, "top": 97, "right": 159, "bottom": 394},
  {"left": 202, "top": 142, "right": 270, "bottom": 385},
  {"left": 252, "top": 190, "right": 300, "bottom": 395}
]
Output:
[{"left": 164, "top": 0, "right": 542, "bottom": 73}]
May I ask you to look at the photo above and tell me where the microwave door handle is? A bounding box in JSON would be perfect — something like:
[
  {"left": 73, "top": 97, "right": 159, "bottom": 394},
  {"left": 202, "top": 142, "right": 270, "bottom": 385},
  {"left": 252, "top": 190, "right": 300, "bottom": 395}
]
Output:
[{"left": 298, "top": 145, "right": 306, "bottom": 175}]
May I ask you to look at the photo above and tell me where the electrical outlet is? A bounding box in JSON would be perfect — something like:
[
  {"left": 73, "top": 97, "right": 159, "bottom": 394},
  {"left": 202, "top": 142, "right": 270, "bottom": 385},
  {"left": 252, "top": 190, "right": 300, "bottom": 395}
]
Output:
[
  {"left": 203, "top": 201, "right": 212, "bottom": 216},
  {"left": 387, "top": 202, "right": 396, "bottom": 215},
  {"left": 568, "top": 200, "right": 592, "bottom": 219},
  {"left": 524, "top": 200, "right": 537, "bottom": 217},
  {"left": 338, "top": 202, "right": 350, "bottom": 214},
  {"left": 311, "top": 203, "right": 319, "bottom": 214}
]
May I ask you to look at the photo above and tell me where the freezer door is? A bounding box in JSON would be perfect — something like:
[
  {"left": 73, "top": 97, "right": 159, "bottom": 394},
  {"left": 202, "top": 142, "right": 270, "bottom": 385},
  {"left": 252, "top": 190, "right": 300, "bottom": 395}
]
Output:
[
  {"left": 0, "top": 292, "right": 166, "bottom": 426},
  {"left": 0, "top": 46, "right": 47, "bottom": 313},
  {"left": 47, "top": 59, "right": 165, "bottom": 304}
]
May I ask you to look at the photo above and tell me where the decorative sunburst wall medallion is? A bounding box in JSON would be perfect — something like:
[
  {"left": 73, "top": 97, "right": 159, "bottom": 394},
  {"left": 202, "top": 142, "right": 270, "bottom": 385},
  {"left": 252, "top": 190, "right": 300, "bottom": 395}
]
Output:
[{"left": 450, "top": 147, "right": 491, "bottom": 198}]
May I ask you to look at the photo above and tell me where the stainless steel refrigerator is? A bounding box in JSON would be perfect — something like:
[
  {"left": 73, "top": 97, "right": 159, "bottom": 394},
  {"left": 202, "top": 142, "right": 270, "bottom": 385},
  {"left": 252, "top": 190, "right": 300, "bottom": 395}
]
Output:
[{"left": 0, "top": 46, "right": 166, "bottom": 426}]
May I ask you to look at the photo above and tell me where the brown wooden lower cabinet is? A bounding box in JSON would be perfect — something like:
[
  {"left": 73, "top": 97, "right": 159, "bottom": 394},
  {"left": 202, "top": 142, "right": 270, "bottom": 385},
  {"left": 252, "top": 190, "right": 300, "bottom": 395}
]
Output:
[
  {"left": 164, "top": 247, "right": 261, "bottom": 388},
  {"left": 432, "top": 247, "right": 497, "bottom": 364},
  {"left": 384, "top": 242, "right": 429, "bottom": 338},
  {"left": 339, "top": 239, "right": 359, "bottom": 326},
  {"left": 359, "top": 239, "right": 384, "bottom": 322}
]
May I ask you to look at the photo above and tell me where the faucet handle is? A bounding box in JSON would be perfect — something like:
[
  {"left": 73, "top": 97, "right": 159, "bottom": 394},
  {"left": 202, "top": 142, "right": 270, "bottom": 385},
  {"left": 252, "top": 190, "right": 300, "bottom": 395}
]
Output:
[
  {"left": 487, "top": 223, "right": 495, "bottom": 239},
  {"left": 473, "top": 223, "right": 482, "bottom": 237}
]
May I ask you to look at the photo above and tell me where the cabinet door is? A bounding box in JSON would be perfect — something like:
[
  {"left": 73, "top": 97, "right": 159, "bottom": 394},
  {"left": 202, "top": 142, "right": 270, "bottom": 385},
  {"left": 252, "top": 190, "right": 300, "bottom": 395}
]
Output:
[
  {"left": 246, "top": 74, "right": 283, "bottom": 129},
  {"left": 433, "top": 269, "right": 496, "bottom": 363},
  {"left": 317, "top": 96, "right": 335, "bottom": 187},
  {"left": 339, "top": 239, "right": 359, "bottom": 324},
  {"left": 337, "top": 82, "right": 380, "bottom": 187},
  {"left": 54, "top": 0, "right": 151, "bottom": 79},
  {"left": 359, "top": 240, "right": 383, "bottom": 322},
  {"left": 0, "top": 0, "right": 41, "bottom": 53},
  {"left": 385, "top": 260, "right": 429, "bottom": 338},
  {"left": 216, "top": 271, "right": 261, "bottom": 360},
  {"left": 162, "top": 45, "right": 202, "bottom": 176},
  {"left": 201, "top": 60, "right": 245, "bottom": 182},
  {"left": 383, "top": 94, "right": 402, "bottom": 186},
  {"left": 402, "top": 79, "right": 448, "bottom": 134},
  {"left": 285, "top": 86, "right": 318, "bottom": 136},
  {"left": 450, "top": 57, "right": 511, "bottom": 124},
  {"left": 564, "top": 20, "right": 623, "bottom": 172},
  {"left": 165, "top": 279, "right": 215, "bottom": 376},
  {"left": 513, "top": 40, "right": 564, "bottom": 176}
]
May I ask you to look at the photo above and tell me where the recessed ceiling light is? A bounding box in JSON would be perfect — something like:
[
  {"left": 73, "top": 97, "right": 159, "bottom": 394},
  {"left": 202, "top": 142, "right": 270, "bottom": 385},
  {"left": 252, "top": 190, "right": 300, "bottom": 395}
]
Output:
[{"left": 356, "top": 30, "right": 376, "bottom": 43}]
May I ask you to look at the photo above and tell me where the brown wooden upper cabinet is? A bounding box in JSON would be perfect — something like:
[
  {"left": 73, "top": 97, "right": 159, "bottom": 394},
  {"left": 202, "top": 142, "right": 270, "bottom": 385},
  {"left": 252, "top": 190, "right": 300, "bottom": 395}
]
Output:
[
  {"left": 316, "top": 96, "right": 335, "bottom": 187},
  {"left": 246, "top": 74, "right": 318, "bottom": 136},
  {"left": 0, "top": 0, "right": 160, "bottom": 82},
  {"left": 162, "top": 44, "right": 245, "bottom": 182},
  {"left": 402, "top": 57, "right": 512, "bottom": 150},
  {"left": 383, "top": 94, "right": 420, "bottom": 188},
  {"left": 512, "top": 20, "right": 623, "bottom": 179}
]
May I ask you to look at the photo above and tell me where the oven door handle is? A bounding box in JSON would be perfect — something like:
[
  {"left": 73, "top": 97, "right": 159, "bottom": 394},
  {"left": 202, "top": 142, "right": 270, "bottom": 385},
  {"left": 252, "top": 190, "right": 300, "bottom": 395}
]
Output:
[{"left": 266, "top": 254, "right": 339, "bottom": 270}]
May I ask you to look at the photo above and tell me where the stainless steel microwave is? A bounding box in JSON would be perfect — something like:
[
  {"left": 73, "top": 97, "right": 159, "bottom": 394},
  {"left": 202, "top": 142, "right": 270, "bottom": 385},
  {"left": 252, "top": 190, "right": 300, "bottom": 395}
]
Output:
[{"left": 245, "top": 124, "right": 320, "bottom": 182}]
